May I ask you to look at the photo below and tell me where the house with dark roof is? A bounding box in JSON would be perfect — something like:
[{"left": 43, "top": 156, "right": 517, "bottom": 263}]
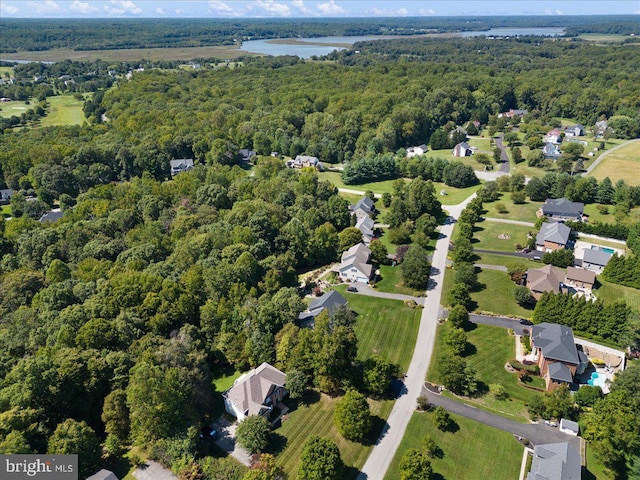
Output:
[
  {"left": 581, "top": 248, "right": 612, "bottom": 274},
  {"left": 535, "top": 222, "right": 572, "bottom": 252},
  {"left": 86, "top": 470, "right": 119, "bottom": 480},
  {"left": 351, "top": 196, "right": 375, "bottom": 221},
  {"left": 564, "top": 124, "right": 584, "bottom": 137},
  {"left": 223, "top": 363, "right": 287, "bottom": 421},
  {"left": 170, "top": 158, "right": 194, "bottom": 176},
  {"left": 526, "top": 264, "right": 565, "bottom": 299},
  {"left": 543, "top": 142, "right": 562, "bottom": 160},
  {"left": 0, "top": 188, "right": 13, "bottom": 205},
  {"left": 39, "top": 210, "right": 64, "bottom": 223},
  {"left": 239, "top": 149, "right": 257, "bottom": 162},
  {"left": 339, "top": 243, "right": 373, "bottom": 283},
  {"left": 298, "top": 290, "right": 348, "bottom": 327},
  {"left": 526, "top": 442, "right": 581, "bottom": 480},
  {"left": 530, "top": 322, "right": 588, "bottom": 391},
  {"left": 356, "top": 214, "right": 376, "bottom": 245},
  {"left": 452, "top": 141, "right": 473, "bottom": 157},
  {"left": 564, "top": 267, "right": 596, "bottom": 293},
  {"left": 498, "top": 109, "right": 528, "bottom": 119},
  {"left": 540, "top": 198, "right": 584, "bottom": 221}
]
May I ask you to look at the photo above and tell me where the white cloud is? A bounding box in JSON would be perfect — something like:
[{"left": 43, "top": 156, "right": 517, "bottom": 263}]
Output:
[
  {"left": 543, "top": 9, "right": 564, "bottom": 15},
  {"left": 104, "top": 0, "right": 142, "bottom": 16},
  {"left": 69, "top": 0, "right": 99, "bottom": 14},
  {"left": 175, "top": 8, "right": 184, "bottom": 14},
  {"left": 396, "top": 8, "right": 408, "bottom": 15},
  {"left": 28, "top": 0, "right": 61, "bottom": 15},
  {"left": 556, "top": 9, "right": 564, "bottom": 15},
  {"left": 208, "top": 0, "right": 234, "bottom": 14},
  {"left": 292, "top": 0, "right": 312, "bottom": 15},
  {"left": 251, "top": 0, "right": 291, "bottom": 16},
  {"left": 156, "top": 7, "right": 166, "bottom": 15},
  {"left": 420, "top": 8, "right": 436, "bottom": 15},
  {"left": 1, "top": 3, "right": 19, "bottom": 15},
  {"left": 317, "top": 0, "right": 345, "bottom": 15}
]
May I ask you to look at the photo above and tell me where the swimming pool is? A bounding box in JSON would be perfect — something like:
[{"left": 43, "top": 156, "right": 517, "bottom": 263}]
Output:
[
  {"left": 591, "top": 245, "right": 615, "bottom": 254},
  {"left": 587, "top": 372, "right": 607, "bottom": 389}
]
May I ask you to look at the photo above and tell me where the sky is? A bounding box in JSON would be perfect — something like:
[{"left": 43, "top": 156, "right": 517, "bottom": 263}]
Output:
[{"left": 0, "top": 0, "right": 638, "bottom": 18}]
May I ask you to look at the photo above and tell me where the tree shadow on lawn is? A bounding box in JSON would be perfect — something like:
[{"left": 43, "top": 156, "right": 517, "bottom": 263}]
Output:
[
  {"left": 462, "top": 342, "right": 477, "bottom": 357},
  {"left": 266, "top": 431, "right": 288, "bottom": 456},
  {"left": 431, "top": 473, "right": 446, "bottom": 480},
  {"left": 362, "top": 415, "right": 390, "bottom": 446}
]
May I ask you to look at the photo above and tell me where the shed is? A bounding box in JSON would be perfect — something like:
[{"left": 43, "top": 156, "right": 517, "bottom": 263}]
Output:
[{"left": 559, "top": 418, "right": 580, "bottom": 436}]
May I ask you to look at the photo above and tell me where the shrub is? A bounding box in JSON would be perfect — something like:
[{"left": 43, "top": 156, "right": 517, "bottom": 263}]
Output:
[
  {"left": 417, "top": 396, "right": 431, "bottom": 411},
  {"left": 495, "top": 202, "right": 508, "bottom": 213}
]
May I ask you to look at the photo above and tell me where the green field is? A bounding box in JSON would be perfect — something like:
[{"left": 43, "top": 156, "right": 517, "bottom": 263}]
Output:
[
  {"left": 384, "top": 411, "right": 523, "bottom": 480},
  {"left": 0, "top": 66, "right": 14, "bottom": 79},
  {"left": 589, "top": 140, "right": 640, "bottom": 186},
  {"left": 434, "top": 181, "right": 481, "bottom": 206},
  {"left": 276, "top": 392, "right": 393, "bottom": 479},
  {"left": 428, "top": 323, "right": 544, "bottom": 419},
  {"left": 483, "top": 196, "right": 541, "bottom": 223},
  {"left": 595, "top": 278, "right": 640, "bottom": 312},
  {"left": 375, "top": 264, "right": 421, "bottom": 297},
  {"left": 39, "top": 95, "right": 86, "bottom": 126},
  {"left": 474, "top": 252, "right": 541, "bottom": 270},
  {"left": 0, "top": 99, "right": 33, "bottom": 118},
  {"left": 472, "top": 221, "right": 535, "bottom": 253}
]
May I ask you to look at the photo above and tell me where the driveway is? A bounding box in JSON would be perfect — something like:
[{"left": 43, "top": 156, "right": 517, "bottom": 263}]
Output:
[
  {"left": 133, "top": 461, "right": 177, "bottom": 480},
  {"left": 474, "top": 248, "right": 540, "bottom": 260},
  {"left": 348, "top": 282, "right": 425, "bottom": 305},
  {"left": 494, "top": 135, "right": 511, "bottom": 174},
  {"left": 484, "top": 217, "right": 535, "bottom": 227},
  {"left": 212, "top": 417, "right": 251, "bottom": 467},
  {"left": 469, "top": 313, "right": 531, "bottom": 336}
]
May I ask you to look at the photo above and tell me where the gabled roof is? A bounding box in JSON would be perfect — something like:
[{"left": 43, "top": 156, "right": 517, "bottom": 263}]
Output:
[
  {"left": 307, "top": 290, "right": 348, "bottom": 316},
  {"left": 527, "top": 264, "right": 565, "bottom": 294},
  {"left": 582, "top": 248, "right": 612, "bottom": 267},
  {"left": 86, "top": 469, "right": 119, "bottom": 480},
  {"left": 356, "top": 215, "right": 375, "bottom": 237},
  {"left": 565, "top": 267, "right": 595, "bottom": 286},
  {"left": 548, "top": 362, "right": 574, "bottom": 383},
  {"left": 531, "top": 322, "right": 579, "bottom": 364},
  {"left": 170, "top": 158, "right": 194, "bottom": 169},
  {"left": 224, "top": 363, "right": 286, "bottom": 417},
  {"left": 455, "top": 141, "right": 471, "bottom": 150},
  {"left": 38, "top": 210, "right": 64, "bottom": 223},
  {"left": 541, "top": 198, "right": 584, "bottom": 218},
  {"left": 536, "top": 222, "right": 571, "bottom": 246},
  {"left": 341, "top": 243, "right": 371, "bottom": 264},
  {"left": 352, "top": 196, "right": 374, "bottom": 215},
  {"left": 527, "top": 442, "right": 581, "bottom": 480},
  {"left": 294, "top": 155, "right": 319, "bottom": 164},
  {"left": 560, "top": 418, "right": 580, "bottom": 434},
  {"left": 543, "top": 143, "right": 561, "bottom": 157}
]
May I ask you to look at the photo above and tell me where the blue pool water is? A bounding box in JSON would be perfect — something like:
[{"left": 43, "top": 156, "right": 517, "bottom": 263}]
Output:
[
  {"left": 591, "top": 245, "right": 615, "bottom": 254},
  {"left": 587, "top": 372, "right": 607, "bottom": 388}
]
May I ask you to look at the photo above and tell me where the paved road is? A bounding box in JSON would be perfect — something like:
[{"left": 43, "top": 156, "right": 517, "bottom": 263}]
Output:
[
  {"left": 423, "top": 390, "right": 581, "bottom": 449},
  {"left": 348, "top": 282, "right": 425, "bottom": 305},
  {"left": 338, "top": 187, "right": 383, "bottom": 199},
  {"left": 469, "top": 313, "right": 531, "bottom": 336},
  {"left": 133, "top": 461, "right": 178, "bottom": 480},
  {"left": 484, "top": 217, "right": 535, "bottom": 227},
  {"left": 494, "top": 134, "right": 511, "bottom": 174},
  {"left": 584, "top": 138, "right": 640, "bottom": 175},
  {"left": 475, "top": 263, "right": 508, "bottom": 272},
  {"left": 357, "top": 193, "right": 477, "bottom": 480}
]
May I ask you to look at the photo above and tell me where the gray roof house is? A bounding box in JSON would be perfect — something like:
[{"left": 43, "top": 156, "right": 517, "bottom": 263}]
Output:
[
  {"left": 535, "top": 222, "right": 572, "bottom": 252},
  {"left": 559, "top": 418, "right": 580, "bottom": 436},
  {"left": 170, "top": 158, "right": 194, "bottom": 176},
  {"left": 0, "top": 188, "right": 13, "bottom": 204},
  {"left": 564, "top": 124, "right": 584, "bottom": 137},
  {"left": 543, "top": 142, "right": 562, "bottom": 159},
  {"left": 527, "top": 442, "right": 581, "bottom": 480},
  {"left": 356, "top": 214, "right": 376, "bottom": 244},
  {"left": 223, "top": 363, "right": 287, "bottom": 421},
  {"left": 540, "top": 198, "right": 584, "bottom": 221},
  {"left": 39, "top": 210, "right": 64, "bottom": 223},
  {"left": 352, "top": 196, "right": 375, "bottom": 215},
  {"left": 298, "top": 290, "right": 348, "bottom": 327},
  {"left": 239, "top": 149, "right": 257, "bottom": 162},
  {"left": 86, "top": 470, "right": 119, "bottom": 480},
  {"left": 339, "top": 243, "right": 373, "bottom": 283},
  {"left": 452, "top": 141, "right": 473, "bottom": 157},
  {"left": 581, "top": 248, "right": 612, "bottom": 274}
]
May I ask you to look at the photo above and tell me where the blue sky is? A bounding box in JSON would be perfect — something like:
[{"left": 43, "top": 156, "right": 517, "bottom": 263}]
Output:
[{"left": 1, "top": 0, "right": 638, "bottom": 18}]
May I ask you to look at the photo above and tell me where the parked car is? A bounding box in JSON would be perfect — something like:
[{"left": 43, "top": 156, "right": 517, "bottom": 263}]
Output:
[
  {"left": 519, "top": 319, "right": 533, "bottom": 326},
  {"left": 347, "top": 286, "right": 358, "bottom": 292},
  {"left": 544, "top": 420, "right": 558, "bottom": 427},
  {"left": 200, "top": 425, "right": 218, "bottom": 440}
]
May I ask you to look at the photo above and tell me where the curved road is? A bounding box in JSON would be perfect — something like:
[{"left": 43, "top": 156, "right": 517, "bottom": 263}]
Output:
[
  {"left": 584, "top": 138, "right": 640, "bottom": 175},
  {"left": 357, "top": 193, "right": 477, "bottom": 480}
]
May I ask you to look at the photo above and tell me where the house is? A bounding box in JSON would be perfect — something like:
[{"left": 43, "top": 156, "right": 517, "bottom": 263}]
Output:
[
  {"left": 595, "top": 119, "right": 608, "bottom": 137},
  {"left": 406, "top": 144, "right": 428, "bottom": 158},
  {"left": 356, "top": 214, "right": 376, "bottom": 244},
  {"left": 39, "top": 210, "right": 64, "bottom": 223},
  {"left": 223, "top": 363, "right": 287, "bottom": 422},
  {"left": 86, "top": 470, "right": 119, "bottom": 480},
  {"left": 530, "top": 322, "right": 587, "bottom": 390},
  {"left": 543, "top": 142, "right": 562, "bottom": 160},
  {"left": 170, "top": 158, "right": 194, "bottom": 176},
  {"left": 0, "top": 188, "right": 13, "bottom": 205},
  {"left": 293, "top": 155, "right": 319, "bottom": 167},
  {"left": 452, "top": 141, "right": 473, "bottom": 157},
  {"left": 581, "top": 248, "right": 612, "bottom": 273},
  {"left": 239, "top": 149, "right": 256, "bottom": 162},
  {"left": 564, "top": 267, "right": 596, "bottom": 293},
  {"left": 544, "top": 128, "right": 563, "bottom": 144},
  {"left": 564, "top": 124, "right": 584, "bottom": 137},
  {"left": 540, "top": 198, "right": 584, "bottom": 221},
  {"left": 526, "top": 264, "right": 565, "bottom": 299},
  {"left": 535, "top": 222, "right": 572, "bottom": 252},
  {"left": 0, "top": 97, "right": 11, "bottom": 102},
  {"left": 339, "top": 243, "right": 373, "bottom": 283},
  {"left": 559, "top": 418, "right": 580, "bottom": 436},
  {"left": 298, "top": 290, "right": 348, "bottom": 327},
  {"left": 498, "top": 108, "right": 528, "bottom": 119},
  {"left": 526, "top": 442, "right": 581, "bottom": 480},
  {"left": 350, "top": 196, "right": 375, "bottom": 221}
]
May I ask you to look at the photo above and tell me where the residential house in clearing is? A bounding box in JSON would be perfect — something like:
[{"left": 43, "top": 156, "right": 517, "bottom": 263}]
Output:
[
  {"left": 526, "top": 264, "right": 565, "bottom": 299},
  {"left": 564, "top": 267, "right": 596, "bottom": 293},
  {"left": 543, "top": 142, "right": 562, "bottom": 160},
  {"left": 86, "top": 470, "right": 119, "bottom": 480},
  {"left": 223, "top": 362, "right": 287, "bottom": 422},
  {"left": 452, "top": 142, "right": 473, "bottom": 157},
  {"left": 526, "top": 442, "right": 581, "bottom": 480},
  {"left": 564, "top": 124, "right": 584, "bottom": 137},
  {"left": 595, "top": 119, "right": 608, "bottom": 138},
  {"left": 239, "top": 149, "right": 257, "bottom": 162},
  {"left": 350, "top": 196, "right": 375, "bottom": 221},
  {"left": 339, "top": 243, "right": 373, "bottom": 283},
  {"left": 356, "top": 214, "right": 376, "bottom": 245},
  {"left": 39, "top": 210, "right": 64, "bottom": 223},
  {"left": 539, "top": 198, "right": 584, "bottom": 222},
  {"left": 170, "top": 158, "right": 194, "bottom": 176},
  {"left": 530, "top": 322, "right": 588, "bottom": 391},
  {"left": 581, "top": 248, "right": 612, "bottom": 274},
  {"left": 406, "top": 144, "right": 428, "bottom": 158},
  {"left": 0, "top": 188, "right": 13, "bottom": 205},
  {"left": 293, "top": 155, "right": 319, "bottom": 167},
  {"left": 544, "top": 128, "right": 563, "bottom": 144},
  {"left": 498, "top": 108, "right": 528, "bottom": 119},
  {"left": 298, "top": 290, "right": 348, "bottom": 328},
  {"left": 535, "top": 222, "right": 572, "bottom": 252}
]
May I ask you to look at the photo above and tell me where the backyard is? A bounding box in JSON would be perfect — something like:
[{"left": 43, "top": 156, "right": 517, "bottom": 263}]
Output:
[
  {"left": 589, "top": 140, "right": 640, "bottom": 186},
  {"left": 472, "top": 221, "right": 535, "bottom": 253},
  {"left": 374, "top": 264, "right": 423, "bottom": 297},
  {"left": 384, "top": 411, "right": 523, "bottom": 480},
  {"left": 482, "top": 196, "right": 541, "bottom": 223}
]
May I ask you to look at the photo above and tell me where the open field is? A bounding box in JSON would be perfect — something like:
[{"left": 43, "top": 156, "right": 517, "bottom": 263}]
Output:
[
  {"left": 0, "top": 66, "right": 15, "bottom": 78},
  {"left": 589, "top": 140, "right": 640, "bottom": 186},
  {"left": 384, "top": 411, "right": 523, "bottom": 480},
  {"left": 0, "top": 99, "right": 32, "bottom": 118},
  {"left": 595, "top": 278, "right": 640, "bottom": 312},
  {"left": 319, "top": 171, "right": 406, "bottom": 195},
  {"left": 579, "top": 34, "right": 630, "bottom": 43},
  {"left": 428, "top": 323, "right": 544, "bottom": 419},
  {"left": 472, "top": 221, "right": 535, "bottom": 253},
  {"left": 0, "top": 45, "right": 257, "bottom": 62},
  {"left": 474, "top": 252, "right": 541, "bottom": 270},
  {"left": 276, "top": 392, "right": 394, "bottom": 479},
  {"left": 375, "top": 264, "right": 422, "bottom": 297},
  {"left": 483, "top": 196, "right": 541, "bottom": 223},
  {"left": 39, "top": 95, "right": 86, "bottom": 127},
  {"left": 435, "top": 181, "right": 481, "bottom": 206}
]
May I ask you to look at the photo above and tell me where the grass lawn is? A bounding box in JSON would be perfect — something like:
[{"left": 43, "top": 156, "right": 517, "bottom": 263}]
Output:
[
  {"left": 428, "top": 323, "right": 544, "bottom": 419},
  {"left": 211, "top": 368, "right": 245, "bottom": 418},
  {"left": 0, "top": 66, "right": 14, "bottom": 78},
  {"left": 472, "top": 269, "right": 535, "bottom": 318},
  {"left": 594, "top": 278, "right": 640, "bottom": 312},
  {"left": 375, "top": 264, "right": 421, "bottom": 297},
  {"left": 482, "top": 196, "right": 541, "bottom": 223},
  {"left": 276, "top": 392, "right": 394, "bottom": 479},
  {"left": 319, "top": 171, "right": 406, "bottom": 195},
  {"left": 585, "top": 444, "right": 614, "bottom": 479},
  {"left": 434, "top": 181, "right": 481, "bottom": 206},
  {"left": 384, "top": 411, "right": 523, "bottom": 480},
  {"left": 589, "top": 140, "right": 640, "bottom": 186},
  {"left": 472, "top": 221, "right": 535, "bottom": 253},
  {"left": 474, "top": 252, "right": 541, "bottom": 270},
  {"left": 1, "top": 205, "right": 11, "bottom": 218},
  {"left": 39, "top": 95, "right": 86, "bottom": 127},
  {"left": 0, "top": 99, "right": 33, "bottom": 118}
]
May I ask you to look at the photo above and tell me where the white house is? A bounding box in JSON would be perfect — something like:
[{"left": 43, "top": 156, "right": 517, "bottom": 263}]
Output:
[
  {"left": 544, "top": 128, "right": 563, "bottom": 145},
  {"left": 339, "top": 243, "right": 373, "bottom": 283},
  {"left": 452, "top": 142, "right": 473, "bottom": 157},
  {"left": 406, "top": 144, "right": 428, "bottom": 158},
  {"left": 170, "top": 158, "right": 194, "bottom": 176}
]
